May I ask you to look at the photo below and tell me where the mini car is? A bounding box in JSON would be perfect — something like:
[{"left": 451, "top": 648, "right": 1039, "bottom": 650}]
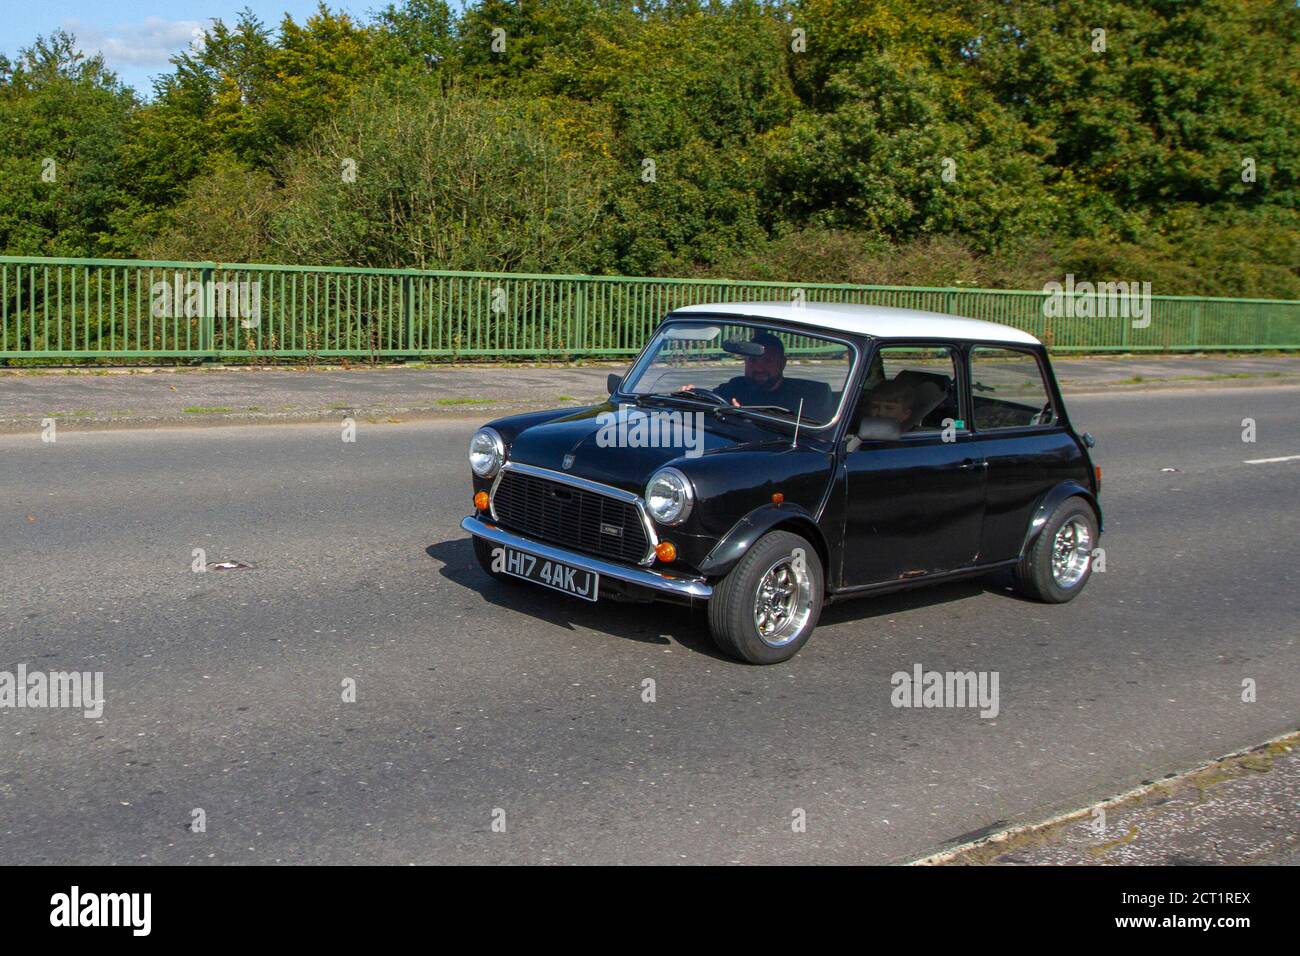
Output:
[{"left": 461, "top": 302, "right": 1101, "bottom": 663}]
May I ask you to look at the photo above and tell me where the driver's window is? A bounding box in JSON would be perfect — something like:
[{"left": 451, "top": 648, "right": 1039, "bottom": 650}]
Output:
[{"left": 969, "top": 347, "right": 1055, "bottom": 429}]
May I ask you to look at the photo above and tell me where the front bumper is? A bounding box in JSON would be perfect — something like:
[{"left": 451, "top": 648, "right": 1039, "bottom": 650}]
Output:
[{"left": 461, "top": 515, "right": 713, "bottom": 600}]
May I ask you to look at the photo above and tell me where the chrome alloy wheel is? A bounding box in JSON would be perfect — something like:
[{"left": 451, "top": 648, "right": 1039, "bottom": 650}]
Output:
[
  {"left": 1051, "top": 517, "right": 1092, "bottom": 588},
  {"left": 752, "top": 555, "right": 814, "bottom": 647}
]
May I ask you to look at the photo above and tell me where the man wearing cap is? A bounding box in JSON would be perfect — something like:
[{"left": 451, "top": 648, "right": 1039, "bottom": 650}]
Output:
[{"left": 714, "top": 332, "right": 833, "bottom": 421}]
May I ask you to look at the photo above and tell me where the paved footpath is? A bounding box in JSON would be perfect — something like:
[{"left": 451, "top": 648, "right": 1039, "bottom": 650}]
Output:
[
  {"left": 925, "top": 733, "right": 1299, "bottom": 865},
  {"left": 0, "top": 354, "right": 1297, "bottom": 432}
]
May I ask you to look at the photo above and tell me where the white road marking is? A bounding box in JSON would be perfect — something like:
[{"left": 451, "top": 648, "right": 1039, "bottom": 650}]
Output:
[{"left": 1243, "top": 454, "right": 1300, "bottom": 464}]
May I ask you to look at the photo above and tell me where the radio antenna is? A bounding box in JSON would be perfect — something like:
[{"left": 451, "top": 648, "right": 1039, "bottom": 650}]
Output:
[{"left": 792, "top": 398, "right": 804, "bottom": 449}]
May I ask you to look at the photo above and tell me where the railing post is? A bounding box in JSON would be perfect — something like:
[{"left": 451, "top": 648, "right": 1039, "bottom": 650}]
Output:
[
  {"left": 403, "top": 274, "right": 414, "bottom": 356},
  {"left": 577, "top": 279, "right": 587, "bottom": 355},
  {"left": 199, "top": 263, "right": 215, "bottom": 359}
]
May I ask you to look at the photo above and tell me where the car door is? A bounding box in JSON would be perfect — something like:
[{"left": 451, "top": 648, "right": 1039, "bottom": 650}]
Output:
[
  {"left": 965, "top": 344, "right": 1086, "bottom": 562},
  {"left": 841, "top": 343, "right": 987, "bottom": 586}
]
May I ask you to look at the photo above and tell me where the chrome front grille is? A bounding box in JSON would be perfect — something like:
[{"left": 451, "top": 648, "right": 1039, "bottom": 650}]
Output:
[{"left": 490, "top": 464, "right": 653, "bottom": 564}]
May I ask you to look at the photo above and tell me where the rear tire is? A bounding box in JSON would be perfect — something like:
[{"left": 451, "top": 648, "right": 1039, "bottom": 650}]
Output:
[
  {"left": 1013, "top": 497, "right": 1099, "bottom": 603},
  {"left": 708, "top": 530, "right": 824, "bottom": 664}
]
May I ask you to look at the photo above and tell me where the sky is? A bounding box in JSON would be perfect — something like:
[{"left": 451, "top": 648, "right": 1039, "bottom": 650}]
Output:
[{"left": 0, "top": 1, "right": 376, "bottom": 94}]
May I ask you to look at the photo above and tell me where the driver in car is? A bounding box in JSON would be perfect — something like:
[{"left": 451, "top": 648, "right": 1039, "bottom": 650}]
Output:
[
  {"left": 713, "top": 332, "right": 834, "bottom": 419},
  {"left": 715, "top": 332, "right": 788, "bottom": 406}
]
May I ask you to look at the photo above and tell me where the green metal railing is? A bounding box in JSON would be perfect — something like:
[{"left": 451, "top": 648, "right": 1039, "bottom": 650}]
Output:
[{"left": 2, "top": 255, "right": 1298, "bottom": 362}]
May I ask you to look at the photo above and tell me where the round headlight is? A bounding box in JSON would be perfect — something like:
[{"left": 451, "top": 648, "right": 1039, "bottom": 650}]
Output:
[
  {"left": 645, "top": 467, "right": 693, "bottom": 526},
  {"left": 468, "top": 427, "right": 505, "bottom": 478}
]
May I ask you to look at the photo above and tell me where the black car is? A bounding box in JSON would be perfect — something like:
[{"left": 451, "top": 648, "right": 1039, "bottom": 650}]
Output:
[{"left": 462, "top": 302, "right": 1101, "bottom": 663}]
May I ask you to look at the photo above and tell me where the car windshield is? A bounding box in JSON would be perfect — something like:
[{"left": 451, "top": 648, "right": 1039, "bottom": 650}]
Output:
[{"left": 621, "top": 320, "right": 855, "bottom": 427}]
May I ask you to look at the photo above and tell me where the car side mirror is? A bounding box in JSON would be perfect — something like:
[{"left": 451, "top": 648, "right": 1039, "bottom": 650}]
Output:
[
  {"left": 857, "top": 417, "right": 902, "bottom": 442},
  {"left": 607, "top": 373, "right": 622, "bottom": 395},
  {"left": 1080, "top": 431, "right": 1096, "bottom": 448}
]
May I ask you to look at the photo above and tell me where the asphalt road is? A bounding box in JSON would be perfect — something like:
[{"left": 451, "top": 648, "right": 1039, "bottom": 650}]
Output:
[{"left": 1, "top": 386, "right": 1297, "bottom": 864}]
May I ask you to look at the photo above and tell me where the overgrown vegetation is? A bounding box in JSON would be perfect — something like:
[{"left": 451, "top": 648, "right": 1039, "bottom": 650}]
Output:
[{"left": 1, "top": 0, "right": 1296, "bottom": 296}]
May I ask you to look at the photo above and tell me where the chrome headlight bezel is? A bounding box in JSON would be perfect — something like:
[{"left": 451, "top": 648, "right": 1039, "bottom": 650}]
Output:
[
  {"left": 645, "top": 467, "right": 694, "bottom": 526},
  {"left": 468, "top": 427, "right": 505, "bottom": 478}
]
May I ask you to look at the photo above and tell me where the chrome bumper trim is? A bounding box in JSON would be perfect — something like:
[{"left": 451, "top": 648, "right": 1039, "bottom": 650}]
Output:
[{"left": 461, "top": 516, "right": 712, "bottom": 599}]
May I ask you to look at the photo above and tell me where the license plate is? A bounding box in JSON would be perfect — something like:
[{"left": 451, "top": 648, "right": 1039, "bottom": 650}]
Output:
[{"left": 496, "top": 546, "right": 598, "bottom": 602}]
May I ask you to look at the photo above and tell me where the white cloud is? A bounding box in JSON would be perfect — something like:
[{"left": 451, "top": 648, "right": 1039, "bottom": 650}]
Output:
[{"left": 62, "top": 16, "right": 209, "bottom": 68}]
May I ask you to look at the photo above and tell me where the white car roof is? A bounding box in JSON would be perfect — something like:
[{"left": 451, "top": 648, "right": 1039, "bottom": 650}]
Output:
[{"left": 668, "top": 301, "right": 1041, "bottom": 346}]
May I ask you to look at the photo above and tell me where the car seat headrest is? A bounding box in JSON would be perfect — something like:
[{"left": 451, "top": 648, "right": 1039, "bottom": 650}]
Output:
[
  {"left": 902, "top": 380, "right": 944, "bottom": 430},
  {"left": 889, "top": 370, "right": 950, "bottom": 430}
]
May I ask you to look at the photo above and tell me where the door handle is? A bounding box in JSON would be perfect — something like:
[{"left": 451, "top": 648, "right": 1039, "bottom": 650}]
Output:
[{"left": 958, "top": 458, "right": 988, "bottom": 470}]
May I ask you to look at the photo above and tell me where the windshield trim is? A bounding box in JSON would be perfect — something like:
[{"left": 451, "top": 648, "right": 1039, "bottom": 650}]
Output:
[{"left": 614, "top": 315, "right": 862, "bottom": 435}]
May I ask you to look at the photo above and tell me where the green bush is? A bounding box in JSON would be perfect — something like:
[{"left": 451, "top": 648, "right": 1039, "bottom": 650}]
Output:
[{"left": 270, "top": 86, "right": 609, "bottom": 273}]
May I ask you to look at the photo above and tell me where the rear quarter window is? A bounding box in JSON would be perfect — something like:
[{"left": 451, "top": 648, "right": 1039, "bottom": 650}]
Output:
[{"left": 969, "top": 347, "right": 1056, "bottom": 429}]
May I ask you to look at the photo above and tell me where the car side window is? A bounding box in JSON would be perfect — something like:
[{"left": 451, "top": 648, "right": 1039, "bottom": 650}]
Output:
[
  {"left": 853, "top": 346, "right": 962, "bottom": 436},
  {"left": 969, "top": 347, "right": 1056, "bottom": 429}
]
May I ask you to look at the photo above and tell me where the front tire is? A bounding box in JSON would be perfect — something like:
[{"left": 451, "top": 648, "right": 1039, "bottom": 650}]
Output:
[
  {"left": 708, "top": 530, "right": 824, "bottom": 664},
  {"left": 1013, "top": 496, "right": 1099, "bottom": 603}
]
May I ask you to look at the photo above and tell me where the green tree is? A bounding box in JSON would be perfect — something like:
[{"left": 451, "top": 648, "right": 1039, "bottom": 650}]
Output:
[
  {"left": 534, "top": 2, "right": 800, "bottom": 272},
  {"left": 257, "top": 6, "right": 384, "bottom": 157},
  {"left": 0, "top": 32, "right": 136, "bottom": 255},
  {"left": 373, "top": 0, "right": 461, "bottom": 73}
]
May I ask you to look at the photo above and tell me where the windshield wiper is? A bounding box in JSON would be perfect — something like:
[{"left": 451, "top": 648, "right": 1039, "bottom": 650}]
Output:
[
  {"left": 630, "top": 393, "right": 821, "bottom": 430},
  {"left": 729, "top": 405, "right": 820, "bottom": 425},
  {"left": 629, "top": 391, "right": 721, "bottom": 410},
  {"left": 717, "top": 405, "right": 821, "bottom": 431}
]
